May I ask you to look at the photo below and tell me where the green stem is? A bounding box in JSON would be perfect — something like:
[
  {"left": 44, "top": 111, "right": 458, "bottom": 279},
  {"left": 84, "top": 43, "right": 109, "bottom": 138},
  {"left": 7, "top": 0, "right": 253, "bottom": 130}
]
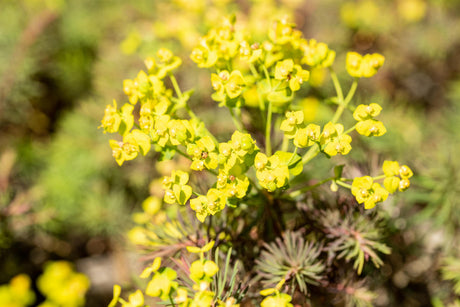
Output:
[
  {"left": 249, "top": 63, "right": 260, "bottom": 79},
  {"left": 229, "top": 108, "right": 243, "bottom": 131},
  {"left": 330, "top": 68, "right": 344, "bottom": 105},
  {"left": 289, "top": 176, "right": 335, "bottom": 198},
  {"left": 265, "top": 100, "right": 273, "bottom": 156},
  {"left": 169, "top": 293, "right": 176, "bottom": 307},
  {"left": 169, "top": 73, "right": 197, "bottom": 120},
  {"left": 344, "top": 124, "right": 357, "bottom": 135},
  {"left": 344, "top": 78, "right": 358, "bottom": 105},
  {"left": 281, "top": 135, "right": 289, "bottom": 152},
  {"left": 330, "top": 71, "right": 358, "bottom": 124},
  {"left": 262, "top": 65, "right": 272, "bottom": 89},
  {"left": 336, "top": 180, "right": 352, "bottom": 189},
  {"left": 372, "top": 174, "right": 386, "bottom": 181},
  {"left": 301, "top": 143, "right": 320, "bottom": 164}
]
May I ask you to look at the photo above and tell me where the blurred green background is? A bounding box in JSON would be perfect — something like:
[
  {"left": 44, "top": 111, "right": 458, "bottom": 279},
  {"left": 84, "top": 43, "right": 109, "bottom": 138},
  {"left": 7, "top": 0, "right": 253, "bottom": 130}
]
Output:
[{"left": 1, "top": 0, "right": 460, "bottom": 306}]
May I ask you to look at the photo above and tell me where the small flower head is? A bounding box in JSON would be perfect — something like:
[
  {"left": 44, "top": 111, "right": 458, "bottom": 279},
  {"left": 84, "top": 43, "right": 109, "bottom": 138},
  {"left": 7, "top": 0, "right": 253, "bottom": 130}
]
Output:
[
  {"left": 356, "top": 119, "right": 386, "bottom": 137},
  {"left": 353, "top": 103, "right": 383, "bottom": 121},
  {"left": 280, "top": 110, "right": 304, "bottom": 139},
  {"left": 352, "top": 176, "right": 389, "bottom": 209},
  {"left": 162, "top": 170, "right": 193, "bottom": 205},
  {"left": 294, "top": 124, "right": 321, "bottom": 148},
  {"left": 346, "top": 52, "right": 385, "bottom": 78},
  {"left": 301, "top": 39, "right": 336, "bottom": 68}
]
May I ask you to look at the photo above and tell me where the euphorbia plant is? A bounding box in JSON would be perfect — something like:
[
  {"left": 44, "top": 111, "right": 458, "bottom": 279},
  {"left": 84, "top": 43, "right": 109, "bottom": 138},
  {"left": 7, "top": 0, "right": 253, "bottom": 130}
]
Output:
[{"left": 101, "top": 16, "right": 412, "bottom": 306}]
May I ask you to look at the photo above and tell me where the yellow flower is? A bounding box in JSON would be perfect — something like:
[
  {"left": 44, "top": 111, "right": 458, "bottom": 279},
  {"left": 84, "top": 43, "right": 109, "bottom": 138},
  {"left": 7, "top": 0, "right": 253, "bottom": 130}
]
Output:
[
  {"left": 351, "top": 176, "right": 389, "bottom": 209},
  {"left": 346, "top": 52, "right": 385, "bottom": 78}
]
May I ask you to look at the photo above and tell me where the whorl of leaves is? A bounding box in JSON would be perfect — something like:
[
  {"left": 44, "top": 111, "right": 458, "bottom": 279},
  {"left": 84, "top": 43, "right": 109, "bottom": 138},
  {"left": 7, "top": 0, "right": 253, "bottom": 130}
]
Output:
[
  {"left": 254, "top": 231, "right": 325, "bottom": 295},
  {"left": 321, "top": 210, "right": 391, "bottom": 275}
]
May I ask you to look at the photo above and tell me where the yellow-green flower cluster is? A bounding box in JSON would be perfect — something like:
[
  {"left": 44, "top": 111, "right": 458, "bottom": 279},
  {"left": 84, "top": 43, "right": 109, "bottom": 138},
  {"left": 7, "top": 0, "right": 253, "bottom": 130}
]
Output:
[
  {"left": 162, "top": 170, "right": 193, "bottom": 205},
  {"left": 187, "top": 136, "right": 219, "bottom": 171},
  {"left": 301, "top": 39, "right": 336, "bottom": 68},
  {"left": 100, "top": 48, "right": 204, "bottom": 166},
  {"left": 188, "top": 131, "right": 256, "bottom": 222},
  {"left": 190, "top": 17, "right": 241, "bottom": 68},
  {"left": 353, "top": 103, "right": 386, "bottom": 137},
  {"left": 191, "top": 16, "right": 335, "bottom": 109},
  {"left": 37, "top": 261, "right": 90, "bottom": 307},
  {"left": 351, "top": 176, "right": 389, "bottom": 209},
  {"left": 274, "top": 59, "right": 310, "bottom": 91},
  {"left": 320, "top": 122, "right": 352, "bottom": 156},
  {"left": 346, "top": 52, "right": 385, "bottom": 78},
  {"left": 382, "top": 161, "right": 413, "bottom": 193},
  {"left": 281, "top": 116, "right": 352, "bottom": 156},
  {"left": 109, "top": 130, "right": 151, "bottom": 166},
  {"left": 254, "top": 152, "right": 290, "bottom": 192},
  {"left": 211, "top": 70, "right": 246, "bottom": 107},
  {"left": 280, "top": 110, "right": 321, "bottom": 148}
]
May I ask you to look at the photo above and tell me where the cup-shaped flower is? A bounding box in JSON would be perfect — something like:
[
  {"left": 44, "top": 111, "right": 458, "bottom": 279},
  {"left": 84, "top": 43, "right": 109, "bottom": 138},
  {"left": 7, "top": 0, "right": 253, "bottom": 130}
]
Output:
[
  {"left": 275, "top": 59, "right": 294, "bottom": 80},
  {"left": 100, "top": 100, "right": 121, "bottom": 134},
  {"left": 356, "top": 119, "right": 386, "bottom": 137},
  {"left": 152, "top": 114, "right": 171, "bottom": 147},
  {"left": 289, "top": 65, "right": 310, "bottom": 91},
  {"left": 187, "top": 136, "right": 219, "bottom": 171},
  {"left": 346, "top": 52, "right": 385, "bottom": 78},
  {"left": 301, "top": 39, "right": 336, "bottom": 68},
  {"left": 140, "top": 257, "right": 162, "bottom": 279},
  {"left": 320, "top": 123, "right": 352, "bottom": 156},
  {"left": 353, "top": 103, "right": 382, "bottom": 121},
  {"left": 154, "top": 48, "right": 182, "bottom": 79},
  {"left": 162, "top": 170, "right": 192, "bottom": 205},
  {"left": 109, "top": 130, "right": 150, "bottom": 166},
  {"left": 145, "top": 267, "right": 178, "bottom": 301},
  {"left": 168, "top": 119, "right": 194, "bottom": 146},
  {"left": 399, "top": 165, "right": 413, "bottom": 179},
  {"left": 294, "top": 124, "right": 321, "bottom": 148},
  {"left": 383, "top": 160, "right": 400, "bottom": 177},
  {"left": 239, "top": 40, "right": 262, "bottom": 63},
  {"left": 191, "top": 40, "right": 218, "bottom": 68},
  {"left": 231, "top": 131, "right": 257, "bottom": 158},
  {"left": 122, "top": 290, "right": 144, "bottom": 307},
  {"left": 280, "top": 110, "right": 304, "bottom": 139},
  {"left": 190, "top": 195, "right": 209, "bottom": 222},
  {"left": 352, "top": 176, "right": 389, "bottom": 209},
  {"left": 225, "top": 70, "right": 245, "bottom": 99},
  {"left": 255, "top": 153, "right": 290, "bottom": 192},
  {"left": 268, "top": 18, "right": 297, "bottom": 44}
]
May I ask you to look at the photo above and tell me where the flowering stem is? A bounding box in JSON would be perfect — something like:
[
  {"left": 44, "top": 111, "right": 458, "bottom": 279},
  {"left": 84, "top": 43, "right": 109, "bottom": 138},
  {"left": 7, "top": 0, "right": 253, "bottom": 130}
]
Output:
[
  {"left": 372, "top": 175, "right": 386, "bottom": 181},
  {"left": 330, "top": 71, "right": 358, "bottom": 124},
  {"left": 281, "top": 135, "right": 289, "bottom": 152},
  {"left": 229, "top": 107, "right": 243, "bottom": 131},
  {"left": 169, "top": 73, "right": 197, "bottom": 120},
  {"left": 266, "top": 100, "right": 273, "bottom": 156},
  {"left": 301, "top": 143, "right": 320, "bottom": 164},
  {"left": 344, "top": 124, "right": 357, "bottom": 135},
  {"left": 344, "top": 78, "right": 358, "bottom": 105}
]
